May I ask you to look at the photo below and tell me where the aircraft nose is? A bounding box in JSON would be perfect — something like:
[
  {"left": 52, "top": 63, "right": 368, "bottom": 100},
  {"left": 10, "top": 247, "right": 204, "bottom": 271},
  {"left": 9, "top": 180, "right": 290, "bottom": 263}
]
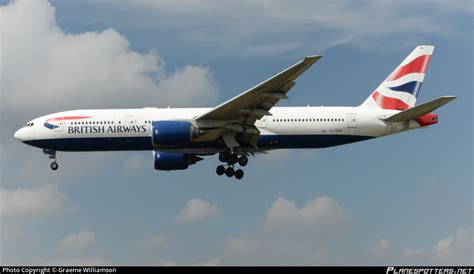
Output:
[{"left": 14, "top": 127, "right": 27, "bottom": 142}]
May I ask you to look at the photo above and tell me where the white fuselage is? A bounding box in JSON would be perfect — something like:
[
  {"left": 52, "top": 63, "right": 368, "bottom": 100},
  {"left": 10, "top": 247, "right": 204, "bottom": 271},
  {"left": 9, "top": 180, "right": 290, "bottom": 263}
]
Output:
[{"left": 14, "top": 106, "right": 420, "bottom": 154}]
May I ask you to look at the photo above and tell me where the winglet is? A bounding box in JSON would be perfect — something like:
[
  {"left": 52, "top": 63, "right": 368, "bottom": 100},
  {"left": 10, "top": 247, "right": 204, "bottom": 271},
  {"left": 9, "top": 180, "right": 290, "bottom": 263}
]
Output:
[{"left": 304, "top": 55, "right": 322, "bottom": 65}]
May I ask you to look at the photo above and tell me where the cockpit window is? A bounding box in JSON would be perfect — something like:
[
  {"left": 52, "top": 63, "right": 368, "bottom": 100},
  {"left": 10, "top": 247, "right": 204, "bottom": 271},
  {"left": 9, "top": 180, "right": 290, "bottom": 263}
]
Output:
[{"left": 25, "top": 122, "right": 34, "bottom": 127}]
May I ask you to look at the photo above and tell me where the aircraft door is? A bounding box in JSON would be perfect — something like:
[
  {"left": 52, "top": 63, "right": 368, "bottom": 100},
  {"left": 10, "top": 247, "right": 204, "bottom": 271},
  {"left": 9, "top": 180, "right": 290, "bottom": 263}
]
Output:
[
  {"left": 347, "top": 113, "right": 357, "bottom": 128},
  {"left": 256, "top": 117, "right": 267, "bottom": 128},
  {"left": 125, "top": 115, "right": 135, "bottom": 125}
]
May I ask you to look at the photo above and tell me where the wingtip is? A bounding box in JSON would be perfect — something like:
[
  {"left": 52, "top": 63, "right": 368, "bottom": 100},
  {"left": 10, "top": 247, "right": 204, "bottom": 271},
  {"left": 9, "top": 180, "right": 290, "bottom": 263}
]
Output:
[{"left": 305, "top": 55, "right": 323, "bottom": 60}]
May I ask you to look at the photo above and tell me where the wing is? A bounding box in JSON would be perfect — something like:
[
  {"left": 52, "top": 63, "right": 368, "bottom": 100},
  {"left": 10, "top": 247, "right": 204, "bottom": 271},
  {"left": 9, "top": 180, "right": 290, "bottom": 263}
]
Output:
[{"left": 194, "top": 55, "right": 322, "bottom": 148}]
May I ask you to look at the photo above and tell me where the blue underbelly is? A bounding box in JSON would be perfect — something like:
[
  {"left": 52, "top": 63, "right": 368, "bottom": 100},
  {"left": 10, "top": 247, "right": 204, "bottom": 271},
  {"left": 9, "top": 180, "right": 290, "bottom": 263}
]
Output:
[{"left": 24, "top": 135, "right": 374, "bottom": 152}]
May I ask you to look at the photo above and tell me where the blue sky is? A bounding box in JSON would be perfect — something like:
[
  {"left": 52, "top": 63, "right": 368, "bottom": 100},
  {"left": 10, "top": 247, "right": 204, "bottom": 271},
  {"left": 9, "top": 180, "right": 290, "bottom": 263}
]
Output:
[{"left": 0, "top": 0, "right": 472, "bottom": 265}]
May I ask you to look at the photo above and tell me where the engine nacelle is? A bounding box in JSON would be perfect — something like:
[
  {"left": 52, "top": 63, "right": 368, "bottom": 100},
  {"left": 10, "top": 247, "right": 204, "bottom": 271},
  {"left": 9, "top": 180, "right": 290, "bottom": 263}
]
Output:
[
  {"left": 151, "top": 121, "right": 199, "bottom": 147},
  {"left": 153, "top": 150, "right": 202, "bottom": 171}
]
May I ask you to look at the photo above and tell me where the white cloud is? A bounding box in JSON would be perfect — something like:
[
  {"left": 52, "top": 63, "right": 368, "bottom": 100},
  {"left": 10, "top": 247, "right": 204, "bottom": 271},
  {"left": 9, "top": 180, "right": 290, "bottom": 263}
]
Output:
[
  {"left": 225, "top": 196, "right": 351, "bottom": 264},
  {"left": 367, "top": 228, "right": 474, "bottom": 265},
  {"left": 48, "top": 229, "right": 111, "bottom": 266},
  {"left": 127, "top": 0, "right": 473, "bottom": 54},
  {"left": 0, "top": 225, "right": 40, "bottom": 264},
  {"left": 0, "top": 184, "right": 76, "bottom": 264},
  {"left": 369, "top": 238, "right": 392, "bottom": 258},
  {"left": 432, "top": 228, "right": 473, "bottom": 264},
  {"left": 139, "top": 233, "right": 169, "bottom": 250},
  {"left": 0, "top": 0, "right": 219, "bottom": 117},
  {"left": 0, "top": 184, "right": 74, "bottom": 222},
  {"left": 57, "top": 229, "right": 96, "bottom": 253},
  {"left": 262, "top": 196, "right": 350, "bottom": 233},
  {"left": 176, "top": 198, "right": 220, "bottom": 223}
]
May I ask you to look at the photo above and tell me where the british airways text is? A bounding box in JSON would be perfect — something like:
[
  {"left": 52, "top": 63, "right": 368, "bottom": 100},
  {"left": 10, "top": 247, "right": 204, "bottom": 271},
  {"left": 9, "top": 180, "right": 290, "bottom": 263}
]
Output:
[{"left": 68, "top": 125, "right": 147, "bottom": 134}]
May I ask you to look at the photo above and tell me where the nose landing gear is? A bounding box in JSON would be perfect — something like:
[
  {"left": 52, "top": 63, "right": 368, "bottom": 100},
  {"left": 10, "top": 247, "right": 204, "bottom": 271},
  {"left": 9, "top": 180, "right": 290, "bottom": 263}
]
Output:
[
  {"left": 43, "top": 149, "right": 58, "bottom": 171},
  {"left": 50, "top": 161, "right": 59, "bottom": 170},
  {"left": 216, "top": 152, "right": 248, "bottom": 180}
]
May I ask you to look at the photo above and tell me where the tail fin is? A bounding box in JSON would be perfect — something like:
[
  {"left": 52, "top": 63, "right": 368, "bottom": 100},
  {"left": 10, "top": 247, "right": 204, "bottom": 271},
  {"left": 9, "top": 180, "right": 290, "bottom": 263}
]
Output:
[{"left": 360, "top": 45, "right": 434, "bottom": 110}]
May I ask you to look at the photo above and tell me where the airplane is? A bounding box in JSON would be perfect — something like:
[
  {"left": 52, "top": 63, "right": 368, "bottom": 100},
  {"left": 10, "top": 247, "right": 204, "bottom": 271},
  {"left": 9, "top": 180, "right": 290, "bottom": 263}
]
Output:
[{"left": 14, "top": 45, "right": 456, "bottom": 180}]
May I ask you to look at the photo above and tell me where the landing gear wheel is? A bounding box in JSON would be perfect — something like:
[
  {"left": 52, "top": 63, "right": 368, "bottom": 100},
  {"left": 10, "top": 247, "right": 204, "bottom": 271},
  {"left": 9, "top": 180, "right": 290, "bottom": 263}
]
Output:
[
  {"left": 216, "top": 165, "right": 225, "bottom": 176},
  {"left": 234, "top": 169, "right": 244, "bottom": 180},
  {"left": 238, "top": 156, "right": 248, "bottom": 167},
  {"left": 219, "top": 152, "right": 230, "bottom": 162},
  {"left": 50, "top": 162, "right": 58, "bottom": 171},
  {"left": 225, "top": 167, "right": 234, "bottom": 177},
  {"left": 228, "top": 154, "right": 239, "bottom": 165}
]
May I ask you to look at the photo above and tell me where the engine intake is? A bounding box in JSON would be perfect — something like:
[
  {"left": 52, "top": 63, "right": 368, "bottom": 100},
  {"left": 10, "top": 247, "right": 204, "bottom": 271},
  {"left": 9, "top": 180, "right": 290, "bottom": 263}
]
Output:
[
  {"left": 151, "top": 121, "right": 200, "bottom": 147},
  {"left": 153, "top": 150, "right": 202, "bottom": 170}
]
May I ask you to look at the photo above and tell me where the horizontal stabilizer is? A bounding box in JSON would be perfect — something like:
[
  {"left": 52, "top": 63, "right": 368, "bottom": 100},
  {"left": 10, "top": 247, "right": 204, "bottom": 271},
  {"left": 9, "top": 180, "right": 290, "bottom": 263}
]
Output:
[{"left": 384, "top": 96, "right": 457, "bottom": 122}]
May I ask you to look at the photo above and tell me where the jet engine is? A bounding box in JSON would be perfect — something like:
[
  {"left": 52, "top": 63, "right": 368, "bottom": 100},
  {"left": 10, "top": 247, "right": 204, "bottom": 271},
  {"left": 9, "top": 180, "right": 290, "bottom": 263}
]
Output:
[
  {"left": 151, "top": 121, "right": 201, "bottom": 147},
  {"left": 153, "top": 150, "right": 202, "bottom": 170}
]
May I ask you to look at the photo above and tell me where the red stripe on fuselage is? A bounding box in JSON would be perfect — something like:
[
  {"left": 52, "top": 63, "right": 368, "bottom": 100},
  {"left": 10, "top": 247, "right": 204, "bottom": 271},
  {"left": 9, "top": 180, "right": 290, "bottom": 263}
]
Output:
[
  {"left": 386, "top": 54, "right": 431, "bottom": 82},
  {"left": 372, "top": 91, "right": 409, "bottom": 110},
  {"left": 48, "top": 116, "right": 91, "bottom": 121}
]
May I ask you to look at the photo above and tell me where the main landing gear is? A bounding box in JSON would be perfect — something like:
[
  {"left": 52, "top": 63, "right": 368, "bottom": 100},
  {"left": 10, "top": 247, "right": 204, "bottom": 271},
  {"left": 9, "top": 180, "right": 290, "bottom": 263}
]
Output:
[
  {"left": 43, "top": 149, "right": 58, "bottom": 171},
  {"left": 216, "top": 152, "right": 248, "bottom": 180}
]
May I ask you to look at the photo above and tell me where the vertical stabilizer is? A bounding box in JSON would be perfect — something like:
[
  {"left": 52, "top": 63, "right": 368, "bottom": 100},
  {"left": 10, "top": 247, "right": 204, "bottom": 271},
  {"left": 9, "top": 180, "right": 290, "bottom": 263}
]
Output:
[{"left": 360, "top": 45, "right": 434, "bottom": 110}]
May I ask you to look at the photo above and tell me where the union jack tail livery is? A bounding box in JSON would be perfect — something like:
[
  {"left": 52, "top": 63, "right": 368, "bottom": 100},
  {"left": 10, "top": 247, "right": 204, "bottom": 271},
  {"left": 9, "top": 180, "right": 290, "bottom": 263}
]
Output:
[{"left": 361, "top": 45, "right": 434, "bottom": 110}]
